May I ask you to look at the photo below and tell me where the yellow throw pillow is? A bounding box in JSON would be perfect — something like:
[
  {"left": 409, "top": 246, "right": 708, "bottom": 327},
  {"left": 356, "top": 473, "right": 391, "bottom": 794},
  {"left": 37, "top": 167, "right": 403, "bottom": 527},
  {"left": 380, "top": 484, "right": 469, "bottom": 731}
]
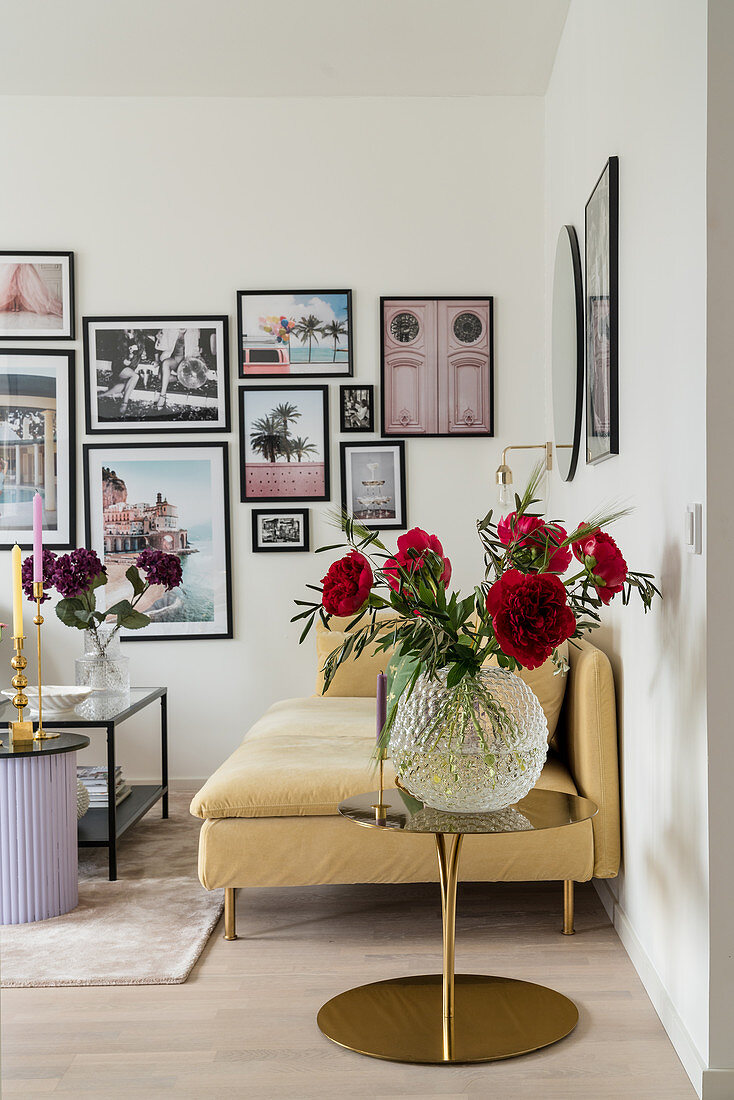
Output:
[
  {"left": 483, "top": 640, "right": 569, "bottom": 742},
  {"left": 314, "top": 616, "right": 396, "bottom": 698}
]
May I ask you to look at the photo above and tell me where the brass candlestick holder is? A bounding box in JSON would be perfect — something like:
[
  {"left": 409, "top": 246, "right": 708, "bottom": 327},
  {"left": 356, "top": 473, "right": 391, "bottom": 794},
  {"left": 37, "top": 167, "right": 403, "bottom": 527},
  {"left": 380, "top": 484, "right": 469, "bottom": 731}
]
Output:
[
  {"left": 33, "top": 581, "right": 58, "bottom": 740},
  {"left": 9, "top": 634, "right": 34, "bottom": 746},
  {"left": 372, "top": 755, "right": 388, "bottom": 824}
]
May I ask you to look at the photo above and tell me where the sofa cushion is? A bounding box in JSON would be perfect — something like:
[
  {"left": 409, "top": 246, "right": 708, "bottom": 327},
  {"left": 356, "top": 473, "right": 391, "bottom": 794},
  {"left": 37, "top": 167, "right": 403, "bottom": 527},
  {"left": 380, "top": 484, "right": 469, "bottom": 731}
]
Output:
[
  {"left": 314, "top": 616, "right": 568, "bottom": 739},
  {"left": 189, "top": 694, "right": 577, "bottom": 822}
]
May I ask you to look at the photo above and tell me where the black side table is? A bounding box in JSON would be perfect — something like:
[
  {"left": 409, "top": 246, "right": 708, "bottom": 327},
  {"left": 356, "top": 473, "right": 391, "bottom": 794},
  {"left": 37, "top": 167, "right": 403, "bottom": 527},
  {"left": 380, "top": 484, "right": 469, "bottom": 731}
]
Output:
[{"left": 0, "top": 687, "right": 168, "bottom": 881}]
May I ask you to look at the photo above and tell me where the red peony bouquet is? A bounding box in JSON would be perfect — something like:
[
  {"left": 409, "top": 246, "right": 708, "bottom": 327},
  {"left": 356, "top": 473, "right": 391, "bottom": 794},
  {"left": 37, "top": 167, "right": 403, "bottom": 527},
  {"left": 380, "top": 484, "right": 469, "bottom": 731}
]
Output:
[{"left": 294, "top": 466, "right": 660, "bottom": 742}]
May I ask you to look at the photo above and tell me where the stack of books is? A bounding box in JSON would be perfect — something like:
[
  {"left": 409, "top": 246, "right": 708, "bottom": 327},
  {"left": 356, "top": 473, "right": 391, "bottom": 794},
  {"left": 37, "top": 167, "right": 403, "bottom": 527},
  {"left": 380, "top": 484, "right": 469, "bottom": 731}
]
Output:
[{"left": 77, "top": 765, "right": 132, "bottom": 809}]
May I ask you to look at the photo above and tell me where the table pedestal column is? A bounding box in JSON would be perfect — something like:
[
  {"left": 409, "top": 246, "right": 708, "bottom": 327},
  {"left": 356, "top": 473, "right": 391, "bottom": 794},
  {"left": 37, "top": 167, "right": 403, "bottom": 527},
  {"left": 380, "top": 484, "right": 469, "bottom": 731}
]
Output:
[{"left": 0, "top": 752, "right": 78, "bottom": 924}]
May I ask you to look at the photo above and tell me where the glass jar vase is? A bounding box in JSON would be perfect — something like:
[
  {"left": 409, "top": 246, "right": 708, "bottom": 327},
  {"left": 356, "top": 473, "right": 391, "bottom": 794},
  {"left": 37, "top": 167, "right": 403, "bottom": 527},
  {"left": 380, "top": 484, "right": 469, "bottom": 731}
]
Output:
[
  {"left": 389, "top": 666, "right": 548, "bottom": 813},
  {"left": 74, "top": 624, "right": 130, "bottom": 719}
]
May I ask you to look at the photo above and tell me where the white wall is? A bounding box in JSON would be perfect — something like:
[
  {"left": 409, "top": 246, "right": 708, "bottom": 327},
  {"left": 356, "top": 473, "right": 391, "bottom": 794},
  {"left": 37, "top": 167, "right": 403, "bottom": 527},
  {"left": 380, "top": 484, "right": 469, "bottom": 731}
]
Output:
[
  {"left": 0, "top": 95, "right": 545, "bottom": 781},
  {"left": 544, "top": 1, "right": 709, "bottom": 1092},
  {"left": 705, "top": 2, "right": 734, "bottom": 1094}
]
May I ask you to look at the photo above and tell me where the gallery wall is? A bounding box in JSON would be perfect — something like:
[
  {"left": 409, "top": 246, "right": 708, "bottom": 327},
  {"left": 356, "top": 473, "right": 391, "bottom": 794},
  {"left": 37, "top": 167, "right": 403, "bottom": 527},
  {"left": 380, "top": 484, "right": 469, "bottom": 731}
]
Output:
[
  {"left": 544, "top": 0, "right": 709, "bottom": 1092},
  {"left": 0, "top": 94, "right": 546, "bottom": 781}
]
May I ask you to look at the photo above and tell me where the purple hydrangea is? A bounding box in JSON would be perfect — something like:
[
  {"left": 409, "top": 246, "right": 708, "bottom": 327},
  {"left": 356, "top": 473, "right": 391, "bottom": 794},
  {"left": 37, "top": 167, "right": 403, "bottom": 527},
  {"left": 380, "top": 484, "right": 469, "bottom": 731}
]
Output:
[
  {"left": 135, "top": 549, "right": 183, "bottom": 591},
  {"left": 53, "top": 548, "right": 106, "bottom": 599},
  {"left": 21, "top": 549, "right": 58, "bottom": 603}
]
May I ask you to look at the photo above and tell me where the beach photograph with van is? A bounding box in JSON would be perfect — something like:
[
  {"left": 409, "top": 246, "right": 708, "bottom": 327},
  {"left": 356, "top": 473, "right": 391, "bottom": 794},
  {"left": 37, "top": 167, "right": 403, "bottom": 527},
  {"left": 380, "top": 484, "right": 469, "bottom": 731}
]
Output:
[{"left": 237, "top": 290, "right": 352, "bottom": 378}]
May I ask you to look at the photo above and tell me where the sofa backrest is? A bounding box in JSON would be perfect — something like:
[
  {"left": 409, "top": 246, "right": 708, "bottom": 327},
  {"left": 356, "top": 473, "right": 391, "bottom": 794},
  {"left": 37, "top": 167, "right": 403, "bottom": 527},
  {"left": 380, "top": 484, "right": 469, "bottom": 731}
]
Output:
[{"left": 314, "top": 616, "right": 569, "bottom": 741}]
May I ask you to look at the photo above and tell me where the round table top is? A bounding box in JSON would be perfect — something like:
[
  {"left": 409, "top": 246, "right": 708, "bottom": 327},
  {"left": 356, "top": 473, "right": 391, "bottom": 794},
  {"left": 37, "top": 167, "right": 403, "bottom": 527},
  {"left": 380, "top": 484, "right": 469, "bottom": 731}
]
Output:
[
  {"left": 0, "top": 731, "right": 90, "bottom": 759},
  {"left": 338, "top": 787, "right": 598, "bottom": 835}
]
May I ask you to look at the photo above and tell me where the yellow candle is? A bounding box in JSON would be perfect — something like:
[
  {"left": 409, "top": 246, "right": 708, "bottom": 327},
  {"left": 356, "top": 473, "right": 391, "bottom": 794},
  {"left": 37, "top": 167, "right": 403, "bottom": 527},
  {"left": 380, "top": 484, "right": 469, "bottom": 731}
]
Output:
[{"left": 12, "top": 544, "right": 23, "bottom": 638}]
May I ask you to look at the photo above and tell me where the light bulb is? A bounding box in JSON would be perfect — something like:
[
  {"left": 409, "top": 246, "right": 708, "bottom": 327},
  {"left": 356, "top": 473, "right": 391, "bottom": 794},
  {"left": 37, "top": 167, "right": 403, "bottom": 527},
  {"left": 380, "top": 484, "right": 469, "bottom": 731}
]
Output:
[{"left": 498, "top": 481, "right": 514, "bottom": 508}]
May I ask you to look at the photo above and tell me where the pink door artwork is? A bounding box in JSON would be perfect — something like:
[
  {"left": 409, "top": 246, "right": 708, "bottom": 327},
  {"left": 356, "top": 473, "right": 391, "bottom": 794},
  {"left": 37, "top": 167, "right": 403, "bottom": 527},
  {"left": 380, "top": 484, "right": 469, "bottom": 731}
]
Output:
[{"left": 381, "top": 298, "right": 493, "bottom": 436}]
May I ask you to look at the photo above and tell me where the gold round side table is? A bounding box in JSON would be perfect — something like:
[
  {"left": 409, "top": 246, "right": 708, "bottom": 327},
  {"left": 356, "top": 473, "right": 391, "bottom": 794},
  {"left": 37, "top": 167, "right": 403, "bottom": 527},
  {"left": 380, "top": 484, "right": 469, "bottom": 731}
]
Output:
[{"left": 317, "top": 786, "right": 598, "bottom": 1064}]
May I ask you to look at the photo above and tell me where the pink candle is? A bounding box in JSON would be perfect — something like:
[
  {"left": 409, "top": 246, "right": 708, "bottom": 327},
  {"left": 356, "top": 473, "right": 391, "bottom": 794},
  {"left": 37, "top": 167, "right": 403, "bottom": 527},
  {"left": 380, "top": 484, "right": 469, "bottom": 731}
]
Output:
[
  {"left": 376, "top": 672, "right": 387, "bottom": 745},
  {"left": 33, "top": 493, "right": 43, "bottom": 584}
]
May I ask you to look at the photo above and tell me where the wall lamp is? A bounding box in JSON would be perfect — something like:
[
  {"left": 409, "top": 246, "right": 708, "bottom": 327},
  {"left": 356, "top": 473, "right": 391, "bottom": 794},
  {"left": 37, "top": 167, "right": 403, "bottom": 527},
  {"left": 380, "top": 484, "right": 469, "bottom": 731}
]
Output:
[{"left": 495, "top": 442, "right": 553, "bottom": 507}]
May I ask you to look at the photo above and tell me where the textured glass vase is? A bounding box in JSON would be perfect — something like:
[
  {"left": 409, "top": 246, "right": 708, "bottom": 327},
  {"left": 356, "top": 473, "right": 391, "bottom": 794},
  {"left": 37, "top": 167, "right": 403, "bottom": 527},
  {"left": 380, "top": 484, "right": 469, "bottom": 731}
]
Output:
[
  {"left": 389, "top": 667, "right": 548, "bottom": 813},
  {"left": 74, "top": 625, "right": 130, "bottom": 719}
]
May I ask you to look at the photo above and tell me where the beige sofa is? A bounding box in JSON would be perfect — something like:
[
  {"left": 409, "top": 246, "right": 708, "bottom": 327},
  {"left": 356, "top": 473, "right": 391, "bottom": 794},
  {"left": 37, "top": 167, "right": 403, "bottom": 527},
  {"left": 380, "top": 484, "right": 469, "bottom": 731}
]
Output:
[{"left": 191, "top": 621, "right": 619, "bottom": 941}]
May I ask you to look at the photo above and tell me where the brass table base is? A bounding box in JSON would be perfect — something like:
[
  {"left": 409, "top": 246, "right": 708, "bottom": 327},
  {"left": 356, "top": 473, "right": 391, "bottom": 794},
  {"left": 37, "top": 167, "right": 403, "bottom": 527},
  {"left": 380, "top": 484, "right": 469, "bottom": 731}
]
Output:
[{"left": 317, "top": 973, "right": 578, "bottom": 1064}]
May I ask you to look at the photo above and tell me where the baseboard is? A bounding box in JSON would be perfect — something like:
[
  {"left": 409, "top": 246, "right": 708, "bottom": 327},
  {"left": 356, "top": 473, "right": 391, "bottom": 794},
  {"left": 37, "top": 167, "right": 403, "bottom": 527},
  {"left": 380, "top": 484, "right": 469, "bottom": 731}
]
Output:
[{"left": 594, "top": 879, "right": 707, "bottom": 1098}]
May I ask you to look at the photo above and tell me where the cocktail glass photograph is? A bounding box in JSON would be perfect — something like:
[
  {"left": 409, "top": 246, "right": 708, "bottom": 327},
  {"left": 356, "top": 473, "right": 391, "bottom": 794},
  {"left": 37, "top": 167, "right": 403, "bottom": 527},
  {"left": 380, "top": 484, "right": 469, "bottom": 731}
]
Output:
[
  {"left": 84, "top": 443, "right": 232, "bottom": 640},
  {"left": 83, "top": 316, "right": 229, "bottom": 433},
  {"left": 237, "top": 291, "right": 352, "bottom": 378},
  {"left": 0, "top": 350, "right": 76, "bottom": 548},
  {"left": 340, "top": 440, "right": 406, "bottom": 531},
  {"left": 239, "top": 385, "right": 330, "bottom": 502},
  {"left": 0, "top": 251, "right": 74, "bottom": 339}
]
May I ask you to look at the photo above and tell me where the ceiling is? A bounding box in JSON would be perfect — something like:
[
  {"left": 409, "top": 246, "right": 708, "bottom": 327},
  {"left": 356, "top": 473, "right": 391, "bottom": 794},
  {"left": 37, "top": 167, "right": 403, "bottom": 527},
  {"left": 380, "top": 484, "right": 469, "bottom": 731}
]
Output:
[{"left": 0, "top": 0, "right": 569, "bottom": 97}]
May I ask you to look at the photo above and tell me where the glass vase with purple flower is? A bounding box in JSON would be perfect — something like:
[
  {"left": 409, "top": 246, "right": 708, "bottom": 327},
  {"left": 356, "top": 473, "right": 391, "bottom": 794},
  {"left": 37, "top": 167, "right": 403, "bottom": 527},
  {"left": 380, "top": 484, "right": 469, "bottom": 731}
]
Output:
[{"left": 23, "top": 546, "right": 183, "bottom": 720}]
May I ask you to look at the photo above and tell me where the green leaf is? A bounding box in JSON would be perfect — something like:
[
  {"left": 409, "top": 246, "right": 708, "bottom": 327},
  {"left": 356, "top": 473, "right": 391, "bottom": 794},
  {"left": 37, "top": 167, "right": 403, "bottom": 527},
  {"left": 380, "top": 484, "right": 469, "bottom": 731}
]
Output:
[
  {"left": 106, "top": 599, "right": 134, "bottom": 620},
  {"left": 55, "top": 597, "right": 86, "bottom": 628},
  {"left": 90, "top": 571, "right": 108, "bottom": 591},
  {"left": 119, "top": 609, "right": 150, "bottom": 630},
  {"left": 126, "top": 565, "right": 146, "bottom": 598}
]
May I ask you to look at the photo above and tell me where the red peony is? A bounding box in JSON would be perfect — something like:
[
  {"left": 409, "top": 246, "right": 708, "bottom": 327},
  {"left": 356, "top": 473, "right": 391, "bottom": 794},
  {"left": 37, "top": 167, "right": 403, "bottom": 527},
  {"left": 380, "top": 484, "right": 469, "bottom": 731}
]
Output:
[
  {"left": 383, "top": 527, "right": 452, "bottom": 593},
  {"left": 498, "top": 511, "right": 572, "bottom": 574},
  {"left": 486, "top": 569, "right": 576, "bottom": 669},
  {"left": 321, "top": 551, "right": 373, "bottom": 617},
  {"left": 572, "top": 529, "right": 628, "bottom": 605}
]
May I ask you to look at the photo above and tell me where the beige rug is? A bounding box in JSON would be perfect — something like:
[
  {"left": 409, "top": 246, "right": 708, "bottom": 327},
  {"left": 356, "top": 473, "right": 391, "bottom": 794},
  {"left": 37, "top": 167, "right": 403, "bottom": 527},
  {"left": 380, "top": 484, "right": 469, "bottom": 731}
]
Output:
[{"left": 0, "top": 792, "right": 222, "bottom": 987}]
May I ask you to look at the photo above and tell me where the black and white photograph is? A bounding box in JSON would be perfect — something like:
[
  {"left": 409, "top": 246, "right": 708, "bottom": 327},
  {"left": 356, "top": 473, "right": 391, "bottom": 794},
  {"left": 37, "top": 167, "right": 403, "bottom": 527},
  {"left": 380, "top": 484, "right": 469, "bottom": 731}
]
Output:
[
  {"left": 0, "top": 350, "right": 76, "bottom": 549},
  {"left": 340, "top": 385, "right": 374, "bottom": 432},
  {"left": 340, "top": 440, "right": 406, "bottom": 531},
  {"left": 83, "top": 316, "right": 230, "bottom": 433},
  {"left": 585, "top": 156, "right": 619, "bottom": 464},
  {"left": 0, "top": 251, "right": 74, "bottom": 340},
  {"left": 252, "top": 508, "right": 310, "bottom": 553},
  {"left": 84, "top": 442, "right": 233, "bottom": 641}
]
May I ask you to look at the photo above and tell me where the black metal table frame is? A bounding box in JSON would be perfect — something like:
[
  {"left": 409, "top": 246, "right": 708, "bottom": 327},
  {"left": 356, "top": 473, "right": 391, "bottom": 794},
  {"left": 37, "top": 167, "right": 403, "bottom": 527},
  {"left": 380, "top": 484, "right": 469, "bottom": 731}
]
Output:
[{"left": 2, "top": 688, "right": 168, "bottom": 881}]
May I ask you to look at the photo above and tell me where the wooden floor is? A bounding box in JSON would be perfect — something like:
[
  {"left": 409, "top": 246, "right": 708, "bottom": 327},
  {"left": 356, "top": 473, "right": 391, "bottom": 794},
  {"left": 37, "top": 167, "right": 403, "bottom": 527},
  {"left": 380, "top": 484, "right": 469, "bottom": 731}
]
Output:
[{"left": 1, "top": 878, "right": 695, "bottom": 1098}]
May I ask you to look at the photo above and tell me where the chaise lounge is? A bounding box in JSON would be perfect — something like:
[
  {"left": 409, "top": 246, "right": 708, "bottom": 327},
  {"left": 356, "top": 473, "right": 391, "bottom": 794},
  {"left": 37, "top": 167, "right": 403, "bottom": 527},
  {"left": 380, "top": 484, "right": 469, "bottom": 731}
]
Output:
[{"left": 191, "top": 619, "right": 619, "bottom": 941}]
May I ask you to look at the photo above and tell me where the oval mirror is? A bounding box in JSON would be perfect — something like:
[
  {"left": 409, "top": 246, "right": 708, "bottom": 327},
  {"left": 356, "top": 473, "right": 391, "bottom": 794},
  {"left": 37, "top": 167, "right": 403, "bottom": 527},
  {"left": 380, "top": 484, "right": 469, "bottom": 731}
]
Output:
[{"left": 552, "top": 225, "right": 584, "bottom": 482}]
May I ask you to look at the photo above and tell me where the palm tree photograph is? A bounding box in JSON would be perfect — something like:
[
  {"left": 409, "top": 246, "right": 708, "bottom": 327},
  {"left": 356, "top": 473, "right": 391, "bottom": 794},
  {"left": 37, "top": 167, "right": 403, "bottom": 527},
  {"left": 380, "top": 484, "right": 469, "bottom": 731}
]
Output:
[
  {"left": 237, "top": 290, "right": 352, "bottom": 378},
  {"left": 239, "top": 385, "right": 330, "bottom": 502}
]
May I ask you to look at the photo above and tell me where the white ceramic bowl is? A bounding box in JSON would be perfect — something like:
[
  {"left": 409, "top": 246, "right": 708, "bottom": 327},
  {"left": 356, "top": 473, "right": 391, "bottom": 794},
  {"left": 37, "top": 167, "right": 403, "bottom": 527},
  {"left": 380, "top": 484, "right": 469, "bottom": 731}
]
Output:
[{"left": 1, "top": 685, "right": 98, "bottom": 716}]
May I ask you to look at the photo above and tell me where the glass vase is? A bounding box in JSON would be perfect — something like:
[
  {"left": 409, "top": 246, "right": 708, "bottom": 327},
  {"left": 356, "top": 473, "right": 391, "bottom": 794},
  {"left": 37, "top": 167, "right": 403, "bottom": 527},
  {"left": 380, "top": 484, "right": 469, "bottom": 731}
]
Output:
[
  {"left": 74, "top": 625, "right": 130, "bottom": 719},
  {"left": 389, "top": 666, "right": 548, "bottom": 813}
]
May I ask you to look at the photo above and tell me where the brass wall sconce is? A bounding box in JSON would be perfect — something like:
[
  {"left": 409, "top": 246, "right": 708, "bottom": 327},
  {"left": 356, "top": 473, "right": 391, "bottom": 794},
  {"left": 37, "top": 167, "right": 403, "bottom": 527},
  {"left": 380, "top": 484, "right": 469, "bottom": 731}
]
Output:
[{"left": 495, "top": 442, "right": 553, "bottom": 507}]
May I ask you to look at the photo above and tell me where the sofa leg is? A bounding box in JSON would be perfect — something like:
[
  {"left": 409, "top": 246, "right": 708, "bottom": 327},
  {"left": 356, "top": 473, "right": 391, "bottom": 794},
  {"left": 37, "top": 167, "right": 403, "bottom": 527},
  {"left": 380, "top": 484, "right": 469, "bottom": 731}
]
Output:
[
  {"left": 224, "top": 887, "right": 238, "bottom": 941},
  {"left": 562, "top": 880, "right": 575, "bottom": 935}
]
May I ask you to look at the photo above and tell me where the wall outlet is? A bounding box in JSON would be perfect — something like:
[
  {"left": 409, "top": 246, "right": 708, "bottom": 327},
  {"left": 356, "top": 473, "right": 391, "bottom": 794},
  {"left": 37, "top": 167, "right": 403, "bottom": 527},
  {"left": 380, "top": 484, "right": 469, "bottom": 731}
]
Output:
[{"left": 685, "top": 503, "right": 702, "bottom": 555}]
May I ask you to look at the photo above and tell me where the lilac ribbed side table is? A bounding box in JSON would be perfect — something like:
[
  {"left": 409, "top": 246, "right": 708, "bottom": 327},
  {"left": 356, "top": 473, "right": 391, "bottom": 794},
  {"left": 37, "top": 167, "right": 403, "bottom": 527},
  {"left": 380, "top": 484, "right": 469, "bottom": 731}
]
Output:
[{"left": 0, "top": 732, "right": 89, "bottom": 925}]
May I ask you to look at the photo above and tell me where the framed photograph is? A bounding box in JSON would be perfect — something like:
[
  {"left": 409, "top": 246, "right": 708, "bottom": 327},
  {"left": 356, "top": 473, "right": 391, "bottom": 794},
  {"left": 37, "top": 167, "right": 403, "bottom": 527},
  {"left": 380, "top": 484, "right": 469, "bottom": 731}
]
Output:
[
  {"left": 340, "top": 384, "right": 375, "bottom": 433},
  {"left": 239, "top": 385, "right": 330, "bottom": 502},
  {"left": 0, "top": 252, "right": 74, "bottom": 340},
  {"left": 252, "top": 508, "right": 310, "bottom": 553},
  {"left": 237, "top": 290, "right": 352, "bottom": 378},
  {"left": 83, "top": 316, "right": 230, "bottom": 433},
  {"left": 0, "top": 350, "right": 76, "bottom": 549},
  {"left": 84, "top": 442, "right": 232, "bottom": 641},
  {"left": 340, "top": 440, "right": 406, "bottom": 531},
  {"left": 381, "top": 297, "right": 493, "bottom": 437},
  {"left": 585, "top": 156, "right": 619, "bottom": 464}
]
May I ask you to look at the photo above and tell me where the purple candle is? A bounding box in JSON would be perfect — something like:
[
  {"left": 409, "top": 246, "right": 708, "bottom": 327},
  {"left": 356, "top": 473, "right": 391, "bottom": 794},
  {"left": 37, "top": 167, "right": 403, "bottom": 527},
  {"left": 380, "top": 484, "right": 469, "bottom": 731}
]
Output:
[
  {"left": 32, "top": 493, "right": 43, "bottom": 584},
  {"left": 376, "top": 672, "right": 387, "bottom": 745}
]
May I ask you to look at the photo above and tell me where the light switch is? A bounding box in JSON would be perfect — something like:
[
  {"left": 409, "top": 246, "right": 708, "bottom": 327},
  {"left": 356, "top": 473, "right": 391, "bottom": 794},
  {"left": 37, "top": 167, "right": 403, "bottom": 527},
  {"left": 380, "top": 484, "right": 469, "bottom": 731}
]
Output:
[{"left": 685, "top": 503, "right": 702, "bottom": 555}]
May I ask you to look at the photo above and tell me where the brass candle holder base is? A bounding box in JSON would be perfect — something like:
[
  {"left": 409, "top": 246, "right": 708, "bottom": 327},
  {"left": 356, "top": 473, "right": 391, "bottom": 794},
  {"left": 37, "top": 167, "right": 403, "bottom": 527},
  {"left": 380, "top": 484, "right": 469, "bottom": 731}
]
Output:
[
  {"left": 33, "top": 582, "right": 58, "bottom": 741},
  {"left": 371, "top": 757, "right": 389, "bottom": 823},
  {"left": 9, "top": 635, "right": 34, "bottom": 746}
]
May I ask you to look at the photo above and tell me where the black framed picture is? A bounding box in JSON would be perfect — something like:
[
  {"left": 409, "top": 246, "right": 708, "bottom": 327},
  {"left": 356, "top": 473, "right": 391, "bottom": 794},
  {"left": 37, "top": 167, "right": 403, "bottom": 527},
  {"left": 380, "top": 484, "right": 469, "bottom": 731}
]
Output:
[
  {"left": 381, "top": 297, "right": 493, "bottom": 437},
  {"left": 83, "top": 442, "right": 233, "bottom": 641},
  {"left": 0, "top": 251, "right": 75, "bottom": 340},
  {"left": 0, "top": 349, "right": 76, "bottom": 549},
  {"left": 585, "top": 156, "right": 619, "bottom": 464},
  {"left": 340, "top": 384, "right": 375, "bottom": 433},
  {"left": 237, "top": 290, "right": 353, "bottom": 379},
  {"left": 83, "top": 316, "right": 230, "bottom": 433},
  {"left": 252, "top": 508, "right": 310, "bottom": 553},
  {"left": 239, "top": 385, "right": 330, "bottom": 503},
  {"left": 340, "top": 440, "right": 406, "bottom": 531}
]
